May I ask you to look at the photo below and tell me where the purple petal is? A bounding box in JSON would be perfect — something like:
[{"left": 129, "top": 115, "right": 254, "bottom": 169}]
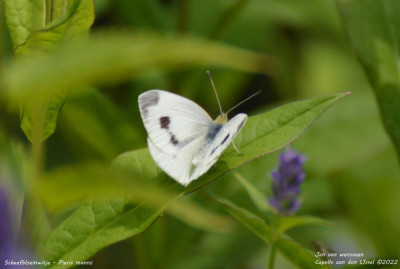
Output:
[{"left": 268, "top": 149, "right": 306, "bottom": 215}]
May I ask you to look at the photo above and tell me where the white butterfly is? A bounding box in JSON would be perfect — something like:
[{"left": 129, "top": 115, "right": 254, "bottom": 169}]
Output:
[{"left": 138, "top": 75, "right": 252, "bottom": 186}]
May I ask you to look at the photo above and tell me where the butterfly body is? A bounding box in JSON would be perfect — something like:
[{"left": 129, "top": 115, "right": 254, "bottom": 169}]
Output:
[{"left": 139, "top": 90, "right": 247, "bottom": 186}]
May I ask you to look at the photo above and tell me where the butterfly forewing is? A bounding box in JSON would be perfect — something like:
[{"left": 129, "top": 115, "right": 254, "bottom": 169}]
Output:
[{"left": 139, "top": 90, "right": 212, "bottom": 155}]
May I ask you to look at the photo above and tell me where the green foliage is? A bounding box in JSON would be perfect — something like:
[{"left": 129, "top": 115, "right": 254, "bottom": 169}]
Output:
[
  {"left": 233, "top": 171, "right": 272, "bottom": 213},
  {"left": 1, "top": 34, "right": 276, "bottom": 101},
  {"left": 336, "top": 0, "right": 400, "bottom": 158},
  {"left": 85, "top": 92, "right": 343, "bottom": 268},
  {"left": 3, "top": 0, "right": 45, "bottom": 48},
  {"left": 15, "top": 0, "right": 94, "bottom": 57},
  {"left": 1, "top": 0, "right": 399, "bottom": 268},
  {"left": 40, "top": 198, "right": 163, "bottom": 269},
  {"left": 31, "top": 89, "right": 346, "bottom": 266},
  {"left": 58, "top": 89, "right": 142, "bottom": 160},
  {"left": 14, "top": 0, "right": 94, "bottom": 143},
  {"left": 202, "top": 193, "right": 330, "bottom": 269},
  {"left": 186, "top": 92, "right": 348, "bottom": 191}
]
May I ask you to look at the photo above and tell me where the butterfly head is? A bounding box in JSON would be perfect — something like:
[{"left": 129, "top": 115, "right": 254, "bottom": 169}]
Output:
[
  {"left": 214, "top": 113, "right": 228, "bottom": 124},
  {"left": 207, "top": 70, "right": 260, "bottom": 125}
]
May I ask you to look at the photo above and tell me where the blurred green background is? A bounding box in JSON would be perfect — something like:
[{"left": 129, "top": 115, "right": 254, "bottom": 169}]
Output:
[{"left": 1, "top": 0, "right": 399, "bottom": 268}]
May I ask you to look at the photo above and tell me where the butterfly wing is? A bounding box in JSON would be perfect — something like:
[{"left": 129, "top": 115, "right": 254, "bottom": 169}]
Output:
[
  {"left": 147, "top": 136, "right": 204, "bottom": 186},
  {"left": 190, "top": 113, "right": 247, "bottom": 182},
  {"left": 138, "top": 90, "right": 213, "bottom": 185}
]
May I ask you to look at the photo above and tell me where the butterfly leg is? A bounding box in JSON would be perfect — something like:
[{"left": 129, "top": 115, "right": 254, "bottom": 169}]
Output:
[{"left": 232, "top": 141, "right": 243, "bottom": 155}]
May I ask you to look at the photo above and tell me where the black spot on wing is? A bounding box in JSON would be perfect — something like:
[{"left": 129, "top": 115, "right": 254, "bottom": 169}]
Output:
[
  {"left": 160, "top": 116, "right": 170, "bottom": 129},
  {"left": 207, "top": 124, "right": 223, "bottom": 140},
  {"left": 210, "top": 146, "right": 218, "bottom": 156},
  {"left": 221, "top": 134, "right": 230, "bottom": 145},
  {"left": 209, "top": 134, "right": 230, "bottom": 156},
  {"left": 139, "top": 91, "right": 160, "bottom": 117},
  {"left": 170, "top": 135, "right": 179, "bottom": 145}
]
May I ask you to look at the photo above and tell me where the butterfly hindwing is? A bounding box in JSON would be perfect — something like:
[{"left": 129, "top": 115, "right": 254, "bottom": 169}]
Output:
[
  {"left": 190, "top": 113, "right": 247, "bottom": 181},
  {"left": 147, "top": 136, "right": 204, "bottom": 186}
]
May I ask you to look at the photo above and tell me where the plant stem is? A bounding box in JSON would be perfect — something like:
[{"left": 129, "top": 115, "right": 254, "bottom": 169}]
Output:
[
  {"left": 19, "top": 99, "right": 49, "bottom": 249},
  {"left": 267, "top": 242, "right": 277, "bottom": 269}
]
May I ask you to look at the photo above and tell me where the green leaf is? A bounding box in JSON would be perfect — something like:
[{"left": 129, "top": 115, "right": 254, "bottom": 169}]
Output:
[
  {"left": 112, "top": 92, "right": 346, "bottom": 262},
  {"left": 45, "top": 0, "right": 70, "bottom": 24},
  {"left": 1, "top": 33, "right": 278, "bottom": 102},
  {"left": 186, "top": 92, "right": 350, "bottom": 192},
  {"left": 34, "top": 161, "right": 232, "bottom": 232},
  {"left": 40, "top": 198, "right": 167, "bottom": 269},
  {"left": 16, "top": 0, "right": 94, "bottom": 57},
  {"left": 19, "top": 89, "right": 68, "bottom": 143},
  {"left": 59, "top": 89, "right": 143, "bottom": 160},
  {"left": 200, "top": 192, "right": 273, "bottom": 242},
  {"left": 3, "top": 0, "right": 45, "bottom": 48},
  {"left": 38, "top": 161, "right": 233, "bottom": 268},
  {"left": 336, "top": 0, "right": 400, "bottom": 158},
  {"left": 232, "top": 171, "right": 273, "bottom": 213},
  {"left": 17, "top": 0, "right": 94, "bottom": 143},
  {"left": 275, "top": 215, "right": 333, "bottom": 236},
  {"left": 294, "top": 91, "right": 391, "bottom": 175},
  {"left": 201, "top": 191, "right": 331, "bottom": 269}
]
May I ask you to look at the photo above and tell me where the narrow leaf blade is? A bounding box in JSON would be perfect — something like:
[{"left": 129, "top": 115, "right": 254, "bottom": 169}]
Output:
[
  {"left": 232, "top": 171, "right": 272, "bottom": 213},
  {"left": 276, "top": 215, "right": 333, "bottom": 236},
  {"left": 336, "top": 0, "right": 400, "bottom": 158}
]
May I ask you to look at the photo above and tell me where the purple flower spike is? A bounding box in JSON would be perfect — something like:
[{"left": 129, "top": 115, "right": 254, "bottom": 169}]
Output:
[{"left": 269, "top": 148, "right": 306, "bottom": 215}]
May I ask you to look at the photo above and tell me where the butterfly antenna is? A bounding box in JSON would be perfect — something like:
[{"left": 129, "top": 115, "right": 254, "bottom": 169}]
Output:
[
  {"left": 226, "top": 90, "right": 262, "bottom": 115},
  {"left": 207, "top": 71, "right": 224, "bottom": 115}
]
